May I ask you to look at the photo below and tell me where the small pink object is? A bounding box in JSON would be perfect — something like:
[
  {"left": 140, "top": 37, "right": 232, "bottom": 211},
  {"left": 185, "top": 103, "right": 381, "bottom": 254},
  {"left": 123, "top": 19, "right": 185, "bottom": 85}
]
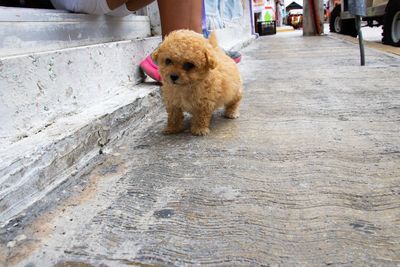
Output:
[
  {"left": 139, "top": 55, "right": 161, "bottom": 82},
  {"left": 233, "top": 55, "right": 242, "bottom": 64}
]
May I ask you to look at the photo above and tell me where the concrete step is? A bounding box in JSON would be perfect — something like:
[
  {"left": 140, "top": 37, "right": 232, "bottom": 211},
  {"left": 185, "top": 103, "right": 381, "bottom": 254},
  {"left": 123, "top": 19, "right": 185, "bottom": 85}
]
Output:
[
  {"left": 0, "top": 35, "right": 161, "bottom": 226},
  {"left": 0, "top": 7, "right": 151, "bottom": 57},
  {"left": 0, "top": 36, "right": 161, "bottom": 147},
  {"left": 0, "top": 80, "right": 161, "bottom": 227}
]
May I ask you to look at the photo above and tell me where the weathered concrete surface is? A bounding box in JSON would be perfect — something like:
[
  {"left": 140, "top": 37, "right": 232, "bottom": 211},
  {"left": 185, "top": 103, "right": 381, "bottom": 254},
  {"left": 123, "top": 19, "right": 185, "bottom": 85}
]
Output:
[
  {"left": 0, "top": 83, "right": 160, "bottom": 228},
  {"left": 0, "top": 37, "right": 160, "bottom": 146},
  {"left": 0, "top": 35, "right": 160, "bottom": 226},
  {"left": 2, "top": 31, "right": 400, "bottom": 266},
  {"left": 0, "top": 7, "right": 151, "bottom": 57}
]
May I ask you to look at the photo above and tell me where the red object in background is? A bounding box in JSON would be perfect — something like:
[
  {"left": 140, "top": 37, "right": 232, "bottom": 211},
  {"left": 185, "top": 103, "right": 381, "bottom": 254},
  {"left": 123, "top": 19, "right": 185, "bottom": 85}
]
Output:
[{"left": 309, "top": 0, "right": 322, "bottom": 34}]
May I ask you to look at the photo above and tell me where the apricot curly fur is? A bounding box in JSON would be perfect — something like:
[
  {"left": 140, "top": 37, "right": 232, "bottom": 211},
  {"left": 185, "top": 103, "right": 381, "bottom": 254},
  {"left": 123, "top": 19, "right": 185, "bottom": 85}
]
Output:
[{"left": 153, "top": 30, "right": 243, "bottom": 136}]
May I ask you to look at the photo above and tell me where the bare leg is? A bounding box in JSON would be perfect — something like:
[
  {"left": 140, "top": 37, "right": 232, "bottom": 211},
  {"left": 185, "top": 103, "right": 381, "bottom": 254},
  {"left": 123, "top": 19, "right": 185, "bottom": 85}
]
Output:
[
  {"left": 106, "top": 0, "right": 128, "bottom": 10},
  {"left": 107, "top": 0, "right": 202, "bottom": 37},
  {"left": 126, "top": 0, "right": 155, "bottom": 11},
  {"left": 106, "top": 0, "right": 155, "bottom": 11},
  {"left": 157, "top": 0, "right": 202, "bottom": 37}
]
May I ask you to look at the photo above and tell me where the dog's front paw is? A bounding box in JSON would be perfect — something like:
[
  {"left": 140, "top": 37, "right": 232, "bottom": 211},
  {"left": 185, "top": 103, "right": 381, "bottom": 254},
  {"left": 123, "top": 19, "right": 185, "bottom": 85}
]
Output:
[
  {"left": 191, "top": 127, "right": 210, "bottom": 136},
  {"left": 163, "top": 126, "right": 184, "bottom": 135}
]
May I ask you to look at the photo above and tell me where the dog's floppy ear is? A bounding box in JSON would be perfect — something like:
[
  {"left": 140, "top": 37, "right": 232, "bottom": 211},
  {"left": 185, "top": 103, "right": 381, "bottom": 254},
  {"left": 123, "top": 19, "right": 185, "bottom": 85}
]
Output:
[
  {"left": 152, "top": 48, "right": 160, "bottom": 64},
  {"left": 204, "top": 48, "right": 217, "bottom": 69}
]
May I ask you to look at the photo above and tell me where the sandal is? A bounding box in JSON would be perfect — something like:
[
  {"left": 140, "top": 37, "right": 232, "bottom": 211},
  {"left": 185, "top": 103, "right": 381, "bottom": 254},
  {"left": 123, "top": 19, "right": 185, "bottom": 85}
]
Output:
[
  {"left": 225, "top": 50, "right": 242, "bottom": 64},
  {"left": 139, "top": 55, "right": 162, "bottom": 82}
]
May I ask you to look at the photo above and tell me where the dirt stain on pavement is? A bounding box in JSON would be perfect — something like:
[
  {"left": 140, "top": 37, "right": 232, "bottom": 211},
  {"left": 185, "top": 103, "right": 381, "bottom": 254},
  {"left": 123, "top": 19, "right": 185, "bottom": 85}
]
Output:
[
  {"left": 1, "top": 155, "right": 128, "bottom": 266},
  {"left": 54, "top": 261, "right": 96, "bottom": 267}
]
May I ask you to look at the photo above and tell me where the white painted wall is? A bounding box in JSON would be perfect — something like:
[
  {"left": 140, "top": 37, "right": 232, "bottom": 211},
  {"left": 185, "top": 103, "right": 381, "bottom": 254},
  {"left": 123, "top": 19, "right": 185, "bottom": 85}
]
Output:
[{"left": 212, "top": 0, "right": 254, "bottom": 51}]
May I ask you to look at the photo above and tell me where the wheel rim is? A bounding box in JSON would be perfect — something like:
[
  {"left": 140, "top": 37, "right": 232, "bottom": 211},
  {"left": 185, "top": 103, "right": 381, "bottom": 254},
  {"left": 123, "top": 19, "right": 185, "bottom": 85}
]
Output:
[
  {"left": 334, "top": 16, "right": 341, "bottom": 32},
  {"left": 392, "top": 10, "right": 400, "bottom": 43}
]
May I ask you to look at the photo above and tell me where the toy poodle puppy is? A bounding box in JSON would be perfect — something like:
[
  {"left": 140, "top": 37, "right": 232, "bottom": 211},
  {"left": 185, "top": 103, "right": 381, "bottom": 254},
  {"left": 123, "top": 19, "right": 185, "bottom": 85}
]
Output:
[{"left": 153, "top": 29, "right": 243, "bottom": 136}]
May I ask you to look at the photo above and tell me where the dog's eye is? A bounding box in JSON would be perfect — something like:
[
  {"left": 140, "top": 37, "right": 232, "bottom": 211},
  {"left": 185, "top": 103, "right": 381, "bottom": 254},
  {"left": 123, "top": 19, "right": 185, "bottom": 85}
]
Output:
[
  {"left": 183, "top": 62, "right": 195, "bottom": 71},
  {"left": 165, "top": 58, "right": 172, "bottom": 65}
]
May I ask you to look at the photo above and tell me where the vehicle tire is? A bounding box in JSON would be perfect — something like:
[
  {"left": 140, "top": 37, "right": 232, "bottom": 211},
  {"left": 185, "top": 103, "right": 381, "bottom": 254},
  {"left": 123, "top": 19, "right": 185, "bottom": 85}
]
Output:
[
  {"left": 329, "top": 5, "right": 342, "bottom": 33},
  {"left": 382, "top": 0, "right": 400, "bottom": 46},
  {"left": 329, "top": 5, "right": 357, "bottom": 37}
]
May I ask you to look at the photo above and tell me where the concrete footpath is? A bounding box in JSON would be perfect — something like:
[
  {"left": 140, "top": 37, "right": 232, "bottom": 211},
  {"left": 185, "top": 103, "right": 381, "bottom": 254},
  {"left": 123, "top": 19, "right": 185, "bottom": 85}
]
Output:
[{"left": 2, "top": 31, "right": 400, "bottom": 266}]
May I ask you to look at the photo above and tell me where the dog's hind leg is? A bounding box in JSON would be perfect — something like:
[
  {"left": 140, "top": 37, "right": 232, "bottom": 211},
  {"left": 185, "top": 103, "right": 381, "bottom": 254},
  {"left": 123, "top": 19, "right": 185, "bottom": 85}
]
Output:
[
  {"left": 224, "top": 92, "right": 242, "bottom": 119},
  {"left": 163, "top": 107, "right": 184, "bottom": 134}
]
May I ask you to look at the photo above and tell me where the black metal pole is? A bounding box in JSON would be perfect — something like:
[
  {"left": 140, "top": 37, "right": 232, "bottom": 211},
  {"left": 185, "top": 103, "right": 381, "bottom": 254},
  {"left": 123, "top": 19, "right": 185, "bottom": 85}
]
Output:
[{"left": 355, "top": 15, "right": 365, "bottom": 66}]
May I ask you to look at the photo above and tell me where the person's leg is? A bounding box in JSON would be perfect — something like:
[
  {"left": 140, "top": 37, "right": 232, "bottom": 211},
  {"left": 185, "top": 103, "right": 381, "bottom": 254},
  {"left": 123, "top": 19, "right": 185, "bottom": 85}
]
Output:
[
  {"left": 157, "top": 0, "right": 202, "bottom": 37},
  {"left": 108, "top": 0, "right": 202, "bottom": 34},
  {"left": 106, "top": 0, "right": 154, "bottom": 11},
  {"left": 106, "top": 0, "right": 156, "bottom": 17},
  {"left": 125, "top": 0, "right": 155, "bottom": 11},
  {"left": 106, "top": 0, "right": 128, "bottom": 10}
]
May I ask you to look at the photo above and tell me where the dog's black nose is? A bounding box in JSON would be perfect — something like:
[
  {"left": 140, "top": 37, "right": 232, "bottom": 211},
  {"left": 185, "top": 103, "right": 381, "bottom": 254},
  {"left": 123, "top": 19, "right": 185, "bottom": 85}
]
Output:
[{"left": 170, "top": 74, "right": 179, "bottom": 82}]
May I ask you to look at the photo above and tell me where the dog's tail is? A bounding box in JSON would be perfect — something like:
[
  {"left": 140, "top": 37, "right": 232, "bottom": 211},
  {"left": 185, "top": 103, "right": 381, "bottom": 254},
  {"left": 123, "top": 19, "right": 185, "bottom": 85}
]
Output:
[{"left": 208, "top": 31, "right": 219, "bottom": 49}]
